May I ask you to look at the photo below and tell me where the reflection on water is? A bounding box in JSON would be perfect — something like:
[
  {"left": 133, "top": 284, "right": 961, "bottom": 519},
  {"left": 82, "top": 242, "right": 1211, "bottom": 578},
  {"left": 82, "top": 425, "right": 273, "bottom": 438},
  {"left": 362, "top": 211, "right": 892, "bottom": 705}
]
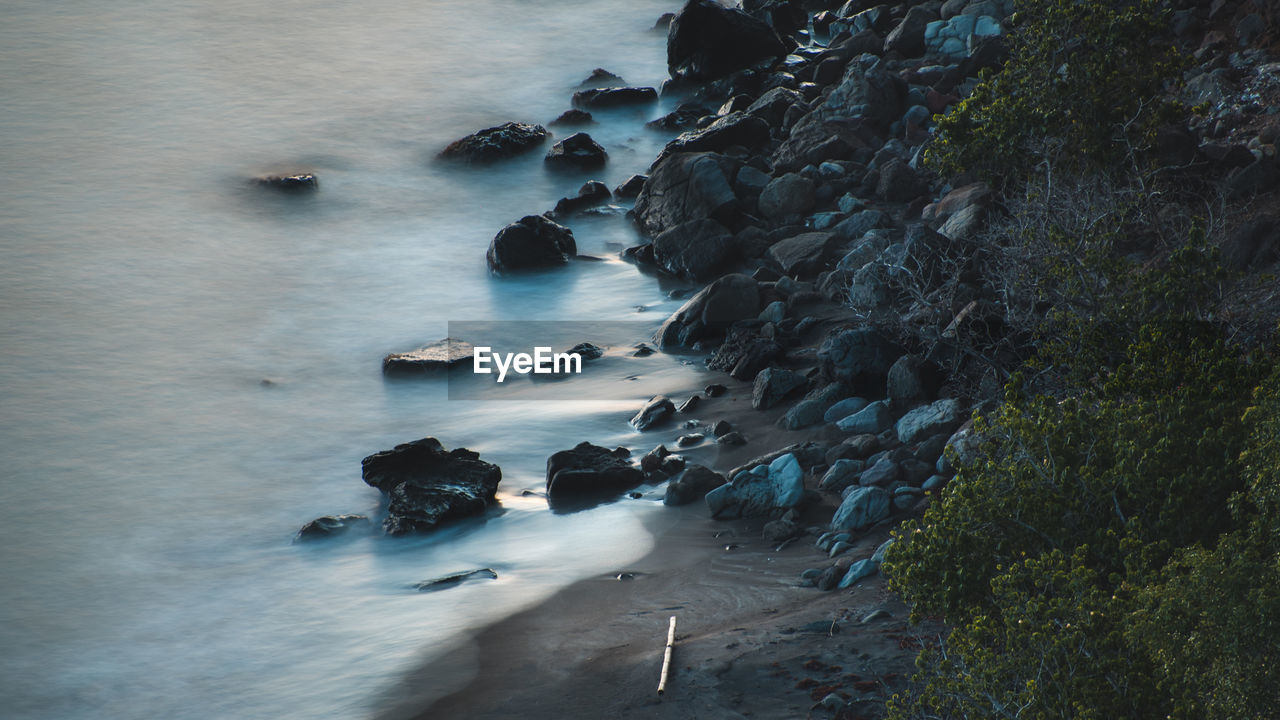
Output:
[{"left": 0, "top": 0, "right": 691, "bottom": 717}]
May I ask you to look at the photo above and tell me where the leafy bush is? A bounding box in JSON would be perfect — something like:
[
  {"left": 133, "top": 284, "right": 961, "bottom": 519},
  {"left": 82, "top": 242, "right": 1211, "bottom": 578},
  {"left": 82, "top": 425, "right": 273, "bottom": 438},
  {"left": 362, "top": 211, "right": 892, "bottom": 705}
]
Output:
[{"left": 926, "top": 0, "right": 1183, "bottom": 185}]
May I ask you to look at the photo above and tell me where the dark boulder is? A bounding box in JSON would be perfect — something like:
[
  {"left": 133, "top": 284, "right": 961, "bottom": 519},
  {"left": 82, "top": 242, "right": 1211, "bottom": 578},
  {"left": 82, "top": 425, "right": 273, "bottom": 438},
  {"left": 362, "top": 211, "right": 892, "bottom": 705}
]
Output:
[
  {"left": 646, "top": 102, "right": 714, "bottom": 131},
  {"left": 745, "top": 86, "right": 804, "bottom": 127},
  {"left": 545, "top": 132, "right": 607, "bottom": 169},
  {"left": 767, "top": 231, "right": 839, "bottom": 277},
  {"left": 758, "top": 173, "right": 816, "bottom": 220},
  {"left": 655, "top": 273, "right": 761, "bottom": 349},
  {"left": 383, "top": 338, "right": 475, "bottom": 374},
  {"left": 706, "top": 327, "right": 784, "bottom": 381},
  {"left": 752, "top": 367, "right": 808, "bottom": 410},
  {"left": 817, "top": 327, "right": 903, "bottom": 386},
  {"left": 361, "top": 438, "right": 502, "bottom": 536},
  {"left": 667, "top": 0, "right": 789, "bottom": 81},
  {"left": 294, "top": 514, "right": 369, "bottom": 542},
  {"left": 665, "top": 465, "right": 727, "bottom": 506},
  {"left": 883, "top": 5, "right": 936, "bottom": 57},
  {"left": 439, "top": 122, "right": 548, "bottom": 163},
  {"left": 633, "top": 152, "right": 741, "bottom": 236},
  {"left": 656, "top": 112, "right": 772, "bottom": 163},
  {"left": 545, "top": 442, "right": 643, "bottom": 498},
  {"left": 876, "top": 158, "right": 926, "bottom": 202},
  {"left": 486, "top": 215, "right": 577, "bottom": 273},
  {"left": 652, "top": 218, "right": 736, "bottom": 281},
  {"left": 572, "top": 86, "right": 659, "bottom": 109}
]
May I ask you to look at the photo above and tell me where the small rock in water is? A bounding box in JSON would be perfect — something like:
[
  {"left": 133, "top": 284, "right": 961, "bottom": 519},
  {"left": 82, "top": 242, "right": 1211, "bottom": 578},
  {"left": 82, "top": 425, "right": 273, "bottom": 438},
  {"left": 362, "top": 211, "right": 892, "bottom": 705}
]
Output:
[
  {"left": 254, "top": 173, "right": 317, "bottom": 191},
  {"left": 414, "top": 568, "right": 498, "bottom": 592},
  {"left": 716, "top": 431, "right": 747, "bottom": 446},
  {"left": 632, "top": 343, "right": 655, "bottom": 356},
  {"left": 294, "top": 514, "right": 369, "bottom": 542},
  {"left": 545, "top": 132, "right": 608, "bottom": 169},
  {"left": 578, "top": 68, "right": 626, "bottom": 88},
  {"left": 705, "top": 383, "right": 728, "bottom": 397},
  {"left": 712, "top": 419, "right": 731, "bottom": 437},
  {"left": 631, "top": 395, "right": 676, "bottom": 431},
  {"left": 382, "top": 338, "right": 475, "bottom": 374},
  {"left": 614, "top": 174, "right": 647, "bottom": 198},
  {"left": 439, "top": 122, "right": 548, "bottom": 163},
  {"left": 676, "top": 433, "right": 705, "bottom": 447}
]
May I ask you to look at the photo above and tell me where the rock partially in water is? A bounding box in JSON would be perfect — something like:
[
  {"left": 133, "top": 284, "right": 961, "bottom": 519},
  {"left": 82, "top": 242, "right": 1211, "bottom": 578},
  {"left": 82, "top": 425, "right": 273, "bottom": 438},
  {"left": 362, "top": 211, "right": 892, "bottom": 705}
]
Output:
[
  {"left": 293, "top": 514, "right": 369, "bottom": 542},
  {"left": 439, "top": 122, "right": 549, "bottom": 163},
  {"left": 545, "top": 132, "right": 608, "bottom": 169},
  {"left": 614, "top": 174, "right": 648, "bottom": 198},
  {"left": 545, "top": 442, "right": 643, "bottom": 497},
  {"left": 572, "top": 86, "right": 659, "bottom": 109},
  {"left": 382, "top": 338, "right": 475, "bottom": 374},
  {"left": 654, "top": 273, "right": 760, "bottom": 350},
  {"left": 553, "top": 181, "right": 612, "bottom": 216},
  {"left": 254, "top": 173, "right": 318, "bottom": 191},
  {"left": 631, "top": 395, "right": 677, "bottom": 431},
  {"left": 487, "top": 215, "right": 577, "bottom": 273},
  {"left": 414, "top": 568, "right": 498, "bottom": 593},
  {"left": 361, "top": 438, "right": 502, "bottom": 536},
  {"left": 577, "top": 68, "right": 626, "bottom": 88},
  {"left": 664, "top": 464, "right": 726, "bottom": 506},
  {"left": 551, "top": 109, "right": 594, "bottom": 126}
]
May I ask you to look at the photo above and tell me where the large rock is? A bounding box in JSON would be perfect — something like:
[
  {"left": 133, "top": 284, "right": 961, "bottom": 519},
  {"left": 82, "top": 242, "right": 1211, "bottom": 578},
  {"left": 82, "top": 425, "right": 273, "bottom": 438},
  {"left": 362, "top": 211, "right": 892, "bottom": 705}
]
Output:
[
  {"left": 817, "top": 327, "right": 903, "bottom": 385},
  {"left": 571, "top": 86, "right": 659, "bottom": 108},
  {"left": 486, "top": 215, "right": 577, "bottom": 273},
  {"left": 876, "top": 158, "right": 926, "bottom": 202},
  {"left": 886, "top": 355, "right": 935, "bottom": 407},
  {"left": 633, "top": 152, "right": 741, "bottom": 236},
  {"left": 667, "top": 0, "right": 789, "bottom": 81},
  {"left": 706, "top": 453, "right": 805, "bottom": 518},
  {"left": 896, "top": 398, "right": 966, "bottom": 444},
  {"left": 816, "top": 57, "right": 906, "bottom": 131},
  {"left": 830, "top": 485, "right": 890, "bottom": 531},
  {"left": 664, "top": 464, "right": 726, "bottom": 506},
  {"left": 835, "top": 399, "right": 892, "bottom": 434},
  {"left": 361, "top": 438, "right": 502, "bottom": 535},
  {"left": 553, "top": 180, "right": 612, "bottom": 216},
  {"left": 439, "top": 122, "right": 549, "bottom": 163},
  {"left": 757, "top": 173, "right": 816, "bottom": 220},
  {"left": 383, "top": 338, "right": 475, "bottom": 374},
  {"left": 544, "top": 132, "right": 607, "bottom": 169},
  {"left": 767, "top": 231, "right": 839, "bottom": 277},
  {"left": 746, "top": 86, "right": 805, "bottom": 127},
  {"left": 651, "top": 218, "right": 735, "bottom": 281},
  {"left": 883, "top": 5, "right": 936, "bottom": 57},
  {"left": 655, "top": 273, "right": 760, "bottom": 349},
  {"left": 819, "top": 459, "right": 864, "bottom": 494},
  {"left": 545, "top": 442, "right": 643, "bottom": 497},
  {"left": 824, "top": 396, "right": 869, "bottom": 423},
  {"left": 752, "top": 367, "right": 807, "bottom": 409},
  {"left": 656, "top": 112, "right": 772, "bottom": 165}
]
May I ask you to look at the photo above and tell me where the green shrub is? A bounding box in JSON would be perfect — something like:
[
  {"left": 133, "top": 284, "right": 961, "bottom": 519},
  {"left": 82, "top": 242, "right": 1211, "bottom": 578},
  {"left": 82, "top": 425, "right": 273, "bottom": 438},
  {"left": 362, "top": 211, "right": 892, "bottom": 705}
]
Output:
[{"left": 926, "top": 0, "right": 1183, "bottom": 185}]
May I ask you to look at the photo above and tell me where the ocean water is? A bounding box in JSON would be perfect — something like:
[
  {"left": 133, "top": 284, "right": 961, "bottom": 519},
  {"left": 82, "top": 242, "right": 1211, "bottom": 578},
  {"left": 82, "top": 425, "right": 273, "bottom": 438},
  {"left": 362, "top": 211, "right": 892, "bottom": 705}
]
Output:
[{"left": 0, "top": 0, "right": 707, "bottom": 717}]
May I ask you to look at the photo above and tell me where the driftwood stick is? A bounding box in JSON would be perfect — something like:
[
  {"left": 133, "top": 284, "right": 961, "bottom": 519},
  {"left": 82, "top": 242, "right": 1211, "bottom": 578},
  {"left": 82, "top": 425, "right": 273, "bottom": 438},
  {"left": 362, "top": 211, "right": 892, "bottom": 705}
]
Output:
[{"left": 657, "top": 615, "right": 677, "bottom": 695}]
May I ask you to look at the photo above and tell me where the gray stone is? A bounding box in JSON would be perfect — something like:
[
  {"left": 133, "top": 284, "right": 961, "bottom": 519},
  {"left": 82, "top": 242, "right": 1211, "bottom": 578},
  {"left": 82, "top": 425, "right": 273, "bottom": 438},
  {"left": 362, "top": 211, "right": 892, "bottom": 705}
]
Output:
[
  {"left": 832, "top": 209, "right": 889, "bottom": 241},
  {"left": 363, "top": 438, "right": 503, "bottom": 536},
  {"left": 667, "top": 0, "right": 789, "bottom": 81},
  {"left": 544, "top": 132, "right": 607, "bottom": 169},
  {"left": 439, "top": 122, "right": 548, "bottom": 163},
  {"left": 758, "top": 300, "right": 787, "bottom": 324},
  {"left": 655, "top": 273, "right": 760, "bottom": 350},
  {"left": 382, "top": 338, "right": 475, "bottom": 374},
  {"left": 886, "top": 355, "right": 930, "bottom": 407},
  {"left": 884, "top": 5, "right": 936, "bottom": 57},
  {"left": 824, "top": 396, "right": 869, "bottom": 423},
  {"left": 657, "top": 111, "right": 772, "bottom": 162},
  {"left": 294, "top": 514, "right": 370, "bottom": 542},
  {"left": 829, "top": 541, "right": 854, "bottom": 557},
  {"left": 859, "top": 456, "right": 900, "bottom": 487},
  {"left": 830, "top": 485, "right": 890, "bottom": 531},
  {"left": 778, "top": 397, "right": 825, "bottom": 430},
  {"left": 707, "top": 452, "right": 806, "bottom": 518},
  {"left": 758, "top": 173, "right": 817, "bottom": 220},
  {"left": 767, "top": 231, "right": 838, "bottom": 277},
  {"left": 836, "top": 400, "right": 892, "bottom": 434},
  {"left": 571, "top": 86, "right": 658, "bottom": 108},
  {"left": 818, "top": 327, "right": 902, "bottom": 384},
  {"left": 837, "top": 558, "right": 878, "bottom": 588},
  {"left": 896, "top": 398, "right": 965, "bottom": 443},
  {"left": 746, "top": 86, "right": 805, "bottom": 127},
  {"left": 819, "top": 458, "right": 865, "bottom": 493},
  {"left": 752, "top": 367, "right": 808, "bottom": 410},
  {"left": 876, "top": 158, "right": 925, "bottom": 202}
]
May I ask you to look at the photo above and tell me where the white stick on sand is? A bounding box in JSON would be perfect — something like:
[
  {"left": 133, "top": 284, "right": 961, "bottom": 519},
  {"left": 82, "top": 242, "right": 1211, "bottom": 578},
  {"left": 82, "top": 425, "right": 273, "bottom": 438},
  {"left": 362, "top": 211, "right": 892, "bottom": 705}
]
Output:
[{"left": 657, "top": 615, "right": 677, "bottom": 695}]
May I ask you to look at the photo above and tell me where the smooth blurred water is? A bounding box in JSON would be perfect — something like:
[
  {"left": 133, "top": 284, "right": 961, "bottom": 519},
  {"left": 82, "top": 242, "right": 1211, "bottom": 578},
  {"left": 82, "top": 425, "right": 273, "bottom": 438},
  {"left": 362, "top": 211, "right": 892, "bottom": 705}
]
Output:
[{"left": 0, "top": 1, "right": 703, "bottom": 717}]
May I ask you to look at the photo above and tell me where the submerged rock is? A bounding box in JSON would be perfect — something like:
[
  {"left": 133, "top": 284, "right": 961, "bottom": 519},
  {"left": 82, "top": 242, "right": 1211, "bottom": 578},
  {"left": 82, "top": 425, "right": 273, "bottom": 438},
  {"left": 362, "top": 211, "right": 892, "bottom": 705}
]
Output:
[
  {"left": 439, "top": 122, "right": 549, "bottom": 163},
  {"left": 254, "top": 173, "right": 318, "bottom": 191},
  {"left": 382, "top": 338, "right": 475, "bottom": 374},
  {"left": 545, "top": 442, "right": 643, "bottom": 497},
  {"left": 415, "top": 568, "right": 498, "bottom": 592},
  {"left": 361, "top": 438, "right": 502, "bottom": 536},
  {"left": 294, "top": 514, "right": 369, "bottom": 542},
  {"left": 486, "top": 215, "right": 577, "bottom": 273}
]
